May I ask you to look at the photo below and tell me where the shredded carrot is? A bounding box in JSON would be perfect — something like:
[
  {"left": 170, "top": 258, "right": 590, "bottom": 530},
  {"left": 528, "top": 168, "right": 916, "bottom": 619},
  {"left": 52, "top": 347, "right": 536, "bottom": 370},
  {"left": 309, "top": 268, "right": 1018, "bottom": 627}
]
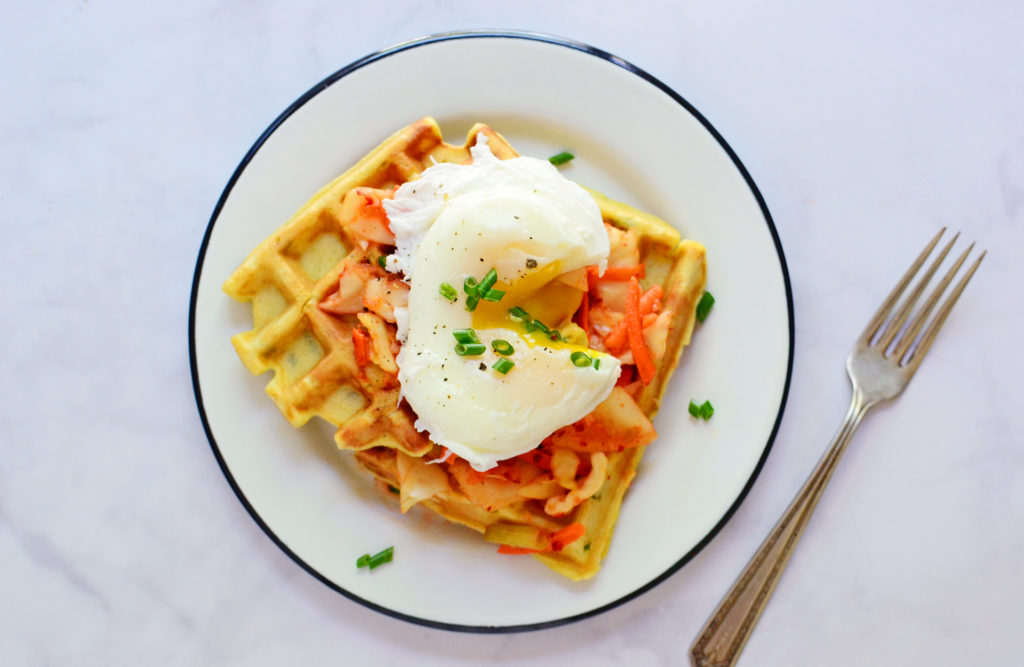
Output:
[
  {"left": 639, "top": 284, "right": 663, "bottom": 313},
  {"left": 549, "top": 523, "right": 586, "bottom": 551},
  {"left": 576, "top": 290, "right": 591, "bottom": 338},
  {"left": 586, "top": 266, "right": 599, "bottom": 293},
  {"left": 497, "top": 545, "right": 541, "bottom": 555},
  {"left": 604, "top": 320, "right": 629, "bottom": 354},
  {"left": 602, "top": 284, "right": 661, "bottom": 353},
  {"left": 626, "top": 277, "right": 656, "bottom": 385},
  {"left": 597, "top": 264, "right": 645, "bottom": 281},
  {"left": 352, "top": 328, "right": 370, "bottom": 367}
]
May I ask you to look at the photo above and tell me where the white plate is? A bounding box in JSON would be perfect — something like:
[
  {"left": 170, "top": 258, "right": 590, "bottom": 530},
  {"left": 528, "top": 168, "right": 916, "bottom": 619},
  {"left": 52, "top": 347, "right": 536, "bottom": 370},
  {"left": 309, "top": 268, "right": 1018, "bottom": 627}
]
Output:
[{"left": 190, "top": 32, "right": 793, "bottom": 631}]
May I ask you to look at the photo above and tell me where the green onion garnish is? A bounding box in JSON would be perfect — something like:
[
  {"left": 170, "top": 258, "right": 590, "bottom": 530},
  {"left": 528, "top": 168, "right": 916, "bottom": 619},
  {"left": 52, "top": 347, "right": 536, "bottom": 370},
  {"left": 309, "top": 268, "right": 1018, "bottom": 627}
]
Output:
[
  {"left": 452, "top": 328, "right": 480, "bottom": 344},
  {"left": 491, "top": 339, "right": 514, "bottom": 356},
  {"left": 696, "top": 291, "right": 715, "bottom": 322},
  {"left": 481, "top": 288, "right": 505, "bottom": 302},
  {"left": 465, "top": 294, "right": 480, "bottom": 312},
  {"left": 493, "top": 357, "right": 515, "bottom": 375},
  {"left": 527, "top": 319, "right": 550, "bottom": 334},
  {"left": 356, "top": 553, "right": 371, "bottom": 568},
  {"left": 689, "top": 399, "right": 714, "bottom": 420},
  {"left": 463, "top": 277, "right": 479, "bottom": 297},
  {"left": 455, "top": 342, "right": 487, "bottom": 356},
  {"left": 478, "top": 267, "right": 498, "bottom": 293},
  {"left": 548, "top": 330, "right": 563, "bottom": 342},
  {"left": 570, "top": 351, "right": 592, "bottom": 367},
  {"left": 367, "top": 546, "right": 394, "bottom": 570},
  {"left": 439, "top": 282, "right": 457, "bottom": 302},
  {"left": 377, "top": 255, "right": 388, "bottom": 269},
  {"left": 549, "top": 151, "right": 574, "bottom": 166},
  {"left": 594, "top": 358, "right": 601, "bottom": 370},
  {"left": 508, "top": 306, "right": 530, "bottom": 320}
]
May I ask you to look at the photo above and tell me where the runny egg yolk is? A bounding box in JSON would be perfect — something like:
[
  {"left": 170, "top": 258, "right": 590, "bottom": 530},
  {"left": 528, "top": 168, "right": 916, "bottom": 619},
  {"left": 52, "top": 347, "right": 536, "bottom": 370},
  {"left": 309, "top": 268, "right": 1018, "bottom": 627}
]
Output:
[{"left": 469, "top": 263, "right": 585, "bottom": 350}]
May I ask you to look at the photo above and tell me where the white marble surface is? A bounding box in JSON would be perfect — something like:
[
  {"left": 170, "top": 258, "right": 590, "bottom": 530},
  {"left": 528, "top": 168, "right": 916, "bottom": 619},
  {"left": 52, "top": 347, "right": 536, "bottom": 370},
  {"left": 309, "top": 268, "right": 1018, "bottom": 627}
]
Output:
[{"left": 2, "top": 1, "right": 1021, "bottom": 665}]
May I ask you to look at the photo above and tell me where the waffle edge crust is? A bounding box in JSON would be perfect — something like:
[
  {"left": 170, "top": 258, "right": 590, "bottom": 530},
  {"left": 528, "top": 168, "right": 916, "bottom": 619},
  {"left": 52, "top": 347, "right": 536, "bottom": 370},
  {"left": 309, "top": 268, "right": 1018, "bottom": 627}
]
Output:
[{"left": 223, "top": 117, "right": 706, "bottom": 580}]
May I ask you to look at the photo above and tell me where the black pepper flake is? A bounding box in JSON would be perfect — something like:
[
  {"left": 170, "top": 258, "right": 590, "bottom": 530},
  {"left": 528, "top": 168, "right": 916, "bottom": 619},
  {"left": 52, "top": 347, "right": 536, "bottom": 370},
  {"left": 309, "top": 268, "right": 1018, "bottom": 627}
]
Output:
[
  {"left": 525, "top": 258, "right": 537, "bottom": 269},
  {"left": 479, "top": 363, "right": 486, "bottom": 371}
]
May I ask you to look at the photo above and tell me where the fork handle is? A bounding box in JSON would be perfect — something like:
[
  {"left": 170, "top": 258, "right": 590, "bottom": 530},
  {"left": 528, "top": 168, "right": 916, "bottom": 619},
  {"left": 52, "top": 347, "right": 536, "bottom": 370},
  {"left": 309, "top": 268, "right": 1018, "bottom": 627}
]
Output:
[{"left": 690, "top": 390, "right": 871, "bottom": 667}]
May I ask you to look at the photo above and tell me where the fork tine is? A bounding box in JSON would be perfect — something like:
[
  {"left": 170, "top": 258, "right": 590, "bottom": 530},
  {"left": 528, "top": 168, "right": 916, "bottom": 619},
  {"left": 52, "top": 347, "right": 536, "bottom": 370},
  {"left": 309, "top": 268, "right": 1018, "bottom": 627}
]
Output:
[
  {"left": 877, "top": 231, "right": 959, "bottom": 351},
  {"left": 860, "top": 227, "right": 945, "bottom": 343},
  {"left": 903, "top": 248, "right": 985, "bottom": 370},
  {"left": 892, "top": 240, "right": 973, "bottom": 361}
]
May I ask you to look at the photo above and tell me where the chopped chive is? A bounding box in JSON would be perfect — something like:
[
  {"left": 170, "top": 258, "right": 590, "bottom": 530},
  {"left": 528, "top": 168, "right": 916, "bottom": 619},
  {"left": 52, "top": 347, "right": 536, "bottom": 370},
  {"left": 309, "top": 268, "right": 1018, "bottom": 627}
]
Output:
[
  {"left": 528, "top": 319, "right": 550, "bottom": 334},
  {"left": 689, "top": 399, "right": 714, "bottom": 420},
  {"left": 452, "top": 328, "right": 480, "bottom": 344},
  {"left": 465, "top": 294, "right": 480, "bottom": 312},
  {"left": 593, "top": 358, "right": 601, "bottom": 370},
  {"left": 455, "top": 342, "right": 487, "bottom": 356},
  {"left": 491, "top": 339, "right": 514, "bottom": 356},
  {"left": 377, "top": 255, "right": 388, "bottom": 269},
  {"left": 548, "top": 330, "right": 563, "bottom": 342},
  {"left": 696, "top": 291, "right": 715, "bottom": 322},
  {"left": 493, "top": 357, "right": 515, "bottom": 374},
  {"left": 481, "top": 288, "right": 505, "bottom": 302},
  {"left": 570, "top": 351, "right": 592, "bottom": 367},
  {"left": 367, "top": 546, "right": 394, "bottom": 570},
  {"left": 356, "top": 553, "right": 371, "bottom": 568},
  {"left": 548, "top": 151, "right": 574, "bottom": 166},
  {"left": 478, "top": 267, "right": 498, "bottom": 293},
  {"left": 508, "top": 306, "right": 530, "bottom": 320},
  {"left": 463, "top": 276, "right": 479, "bottom": 297},
  {"left": 439, "top": 282, "right": 457, "bottom": 301}
]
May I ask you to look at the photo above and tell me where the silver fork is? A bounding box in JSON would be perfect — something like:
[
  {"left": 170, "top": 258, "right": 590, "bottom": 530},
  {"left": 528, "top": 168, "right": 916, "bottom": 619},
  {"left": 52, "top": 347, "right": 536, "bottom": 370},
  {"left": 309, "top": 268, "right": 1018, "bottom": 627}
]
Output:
[{"left": 690, "top": 229, "right": 985, "bottom": 667}]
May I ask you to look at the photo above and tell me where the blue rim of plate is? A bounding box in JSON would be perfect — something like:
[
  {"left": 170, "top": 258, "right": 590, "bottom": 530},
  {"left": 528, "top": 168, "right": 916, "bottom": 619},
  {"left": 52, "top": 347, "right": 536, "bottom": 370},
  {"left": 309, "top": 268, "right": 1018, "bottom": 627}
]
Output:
[{"left": 188, "top": 30, "right": 795, "bottom": 634}]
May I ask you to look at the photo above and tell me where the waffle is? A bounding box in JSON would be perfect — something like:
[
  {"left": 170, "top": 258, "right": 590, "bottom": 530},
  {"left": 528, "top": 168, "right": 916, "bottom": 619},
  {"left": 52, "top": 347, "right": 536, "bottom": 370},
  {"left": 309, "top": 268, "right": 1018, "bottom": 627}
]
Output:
[{"left": 224, "top": 117, "right": 706, "bottom": 580}]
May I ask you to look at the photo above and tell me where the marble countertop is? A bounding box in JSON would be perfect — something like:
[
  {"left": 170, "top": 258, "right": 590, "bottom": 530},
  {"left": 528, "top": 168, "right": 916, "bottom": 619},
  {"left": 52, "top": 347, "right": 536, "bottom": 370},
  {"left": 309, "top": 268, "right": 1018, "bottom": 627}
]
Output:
[{"left": 3, "top": 2, "right": 1021, "bottom": 665}]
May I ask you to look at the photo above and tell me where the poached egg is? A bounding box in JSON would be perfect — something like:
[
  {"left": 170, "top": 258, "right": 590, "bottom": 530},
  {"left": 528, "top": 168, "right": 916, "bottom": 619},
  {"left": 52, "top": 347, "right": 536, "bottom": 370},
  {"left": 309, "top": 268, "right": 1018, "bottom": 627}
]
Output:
[{"left": 384, "top": 136, "right": 621, "bottom": 471}]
